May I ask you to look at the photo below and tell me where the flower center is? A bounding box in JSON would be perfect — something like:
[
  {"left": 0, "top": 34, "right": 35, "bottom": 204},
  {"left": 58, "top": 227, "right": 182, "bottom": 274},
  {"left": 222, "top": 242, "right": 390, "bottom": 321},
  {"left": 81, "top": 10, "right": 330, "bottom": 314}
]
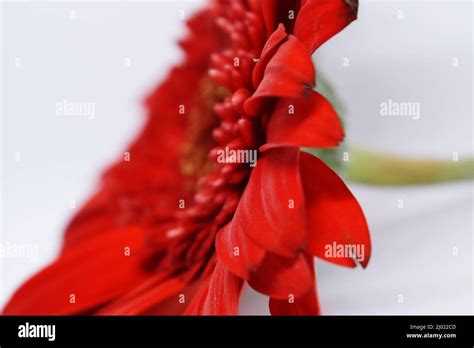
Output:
[
  {"left": 179, "top": 78, "right": 228, "bottom": 183},
  {"left": 146, "top": 1, "right": 269, "bottom": 276}
]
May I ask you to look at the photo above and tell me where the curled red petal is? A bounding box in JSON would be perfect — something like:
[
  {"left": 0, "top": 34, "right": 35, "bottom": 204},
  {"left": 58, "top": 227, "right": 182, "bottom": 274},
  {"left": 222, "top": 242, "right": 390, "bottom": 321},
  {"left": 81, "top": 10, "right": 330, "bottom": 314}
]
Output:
[
  {"left": 261, "top": 90, "right": 344, "bottom": 152},
  {"left": 300, "top": 152, "right": 371, "bottom": 267},
  {"left": 249, "top": 253, "right": 313, "bottom": 300},
  {"left": 3, "top": 227, "right": 149, "bottom": 315},
  {"left": 237, "top": 147, "right": 306, "bottom": 257},
  {"left": 294, "top": 0, "right": 358, "bottom": 54},
  {"left": 244, "top": 35, "right": 315, "bottom": 116},
  {"left": 252, "top": 23, "right": 288, "bottom": 89},
  {"left": 269, "top": 254, "right": 320, "bottom": 315},
  {"left": 185, "top": 259, "right": 244, "bottom": 315},
  {"left": 215, "top": 219, "right": 266, "bottom": 280}
]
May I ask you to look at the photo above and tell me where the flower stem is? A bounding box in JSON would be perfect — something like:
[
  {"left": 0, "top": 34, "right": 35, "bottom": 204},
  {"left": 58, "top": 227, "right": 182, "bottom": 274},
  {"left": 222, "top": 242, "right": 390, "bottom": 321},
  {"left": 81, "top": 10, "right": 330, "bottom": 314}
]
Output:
[
  {"left": 344, "top": 145, "right": 474, "bottom": 186},
  {"left": 314, "top": 73, "right": 473, "bottom": 185}
]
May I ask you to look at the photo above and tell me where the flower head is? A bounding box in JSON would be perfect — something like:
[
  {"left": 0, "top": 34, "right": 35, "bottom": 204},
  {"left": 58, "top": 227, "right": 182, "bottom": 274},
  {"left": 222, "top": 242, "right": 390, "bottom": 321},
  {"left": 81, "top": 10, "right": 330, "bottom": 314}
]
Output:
[{"left": 4, "top": 0, "right": 370, "bottom": 316}]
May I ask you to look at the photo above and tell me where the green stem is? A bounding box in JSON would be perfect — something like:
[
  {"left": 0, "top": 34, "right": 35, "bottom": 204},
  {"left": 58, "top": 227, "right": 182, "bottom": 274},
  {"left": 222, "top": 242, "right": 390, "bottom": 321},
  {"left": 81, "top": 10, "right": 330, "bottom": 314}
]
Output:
[
  {"left": 345, "top": 145, "right": 474, "bottom": 186},
  {"left": 314, "top": 72, "right": 473, "bottom": 186}
]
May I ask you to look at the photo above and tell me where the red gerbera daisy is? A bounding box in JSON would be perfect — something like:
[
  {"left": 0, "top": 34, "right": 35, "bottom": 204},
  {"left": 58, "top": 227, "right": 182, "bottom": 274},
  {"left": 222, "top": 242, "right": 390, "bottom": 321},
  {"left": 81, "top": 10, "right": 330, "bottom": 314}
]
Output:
[{"left": 4, "top": 0, "right": 370, "bottom": 316}]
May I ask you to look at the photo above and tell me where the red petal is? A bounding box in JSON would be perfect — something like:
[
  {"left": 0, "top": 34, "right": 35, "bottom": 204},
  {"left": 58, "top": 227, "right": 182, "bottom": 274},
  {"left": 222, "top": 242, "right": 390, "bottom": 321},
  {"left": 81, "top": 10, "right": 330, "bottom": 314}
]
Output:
[
  {"left": 3, "top": 227, "right": 149, "bottom": 315},
  {"left": 294, "top": 0, "right": 358, "bottom": 54},
  {"left": 143, "top": 281, "right": 203, "bottom": 315},
  {"left": 237, "top": 148, "right": 306, "bottom": 257},
  {"left": 179, "top": 8, "right": 228, "bottom": 65},
  {"left": 300, "top": 152, "right": 371, "bottom": 267},
  {"left": 62, "top": 67, "right": 201, "bottom": 251},
  {"left": 269, "top": 254, "right": 320, "bottom": 315},
  {"left": 252, "top": 24, "right": 288, "bottom": 89},
  {"left": 185, "top": 259, "right": 244, "bottom": 315},
  {"left": 261, "top": 90, "right": 344, "bottom": 151},
  {"left": 95, "top": 268, "right": 198, "bottom": 315},
  {"left": 260, "top": 0, "right": 279, "bottom": 37},
  {"left": 215, "top": 220, "right": 265, "bottom": 280},
  {"left": 260, "top": 0, "right": 302, "bottom": 35},
  {"left": 244, "top": 35, "right": 315, "bottom": 116},
  {"left": 62, "top": 10, "right": 226, "bottom": 250},
  {"left": 249, "top": 253, "right": 313, "bottom": 299},
  {"left": 269, "top": 289, "right": 320, "bottom": 315},
  {"left": 62, "top": 191, "right": 118, "bottom": 249}
]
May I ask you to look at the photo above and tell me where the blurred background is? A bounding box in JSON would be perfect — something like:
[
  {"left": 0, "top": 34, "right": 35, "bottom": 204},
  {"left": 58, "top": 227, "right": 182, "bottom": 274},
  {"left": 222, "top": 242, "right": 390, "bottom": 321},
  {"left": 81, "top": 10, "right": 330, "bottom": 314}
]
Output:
[{"left": 1, "top": 0, "right": 473, "bottom": 314}]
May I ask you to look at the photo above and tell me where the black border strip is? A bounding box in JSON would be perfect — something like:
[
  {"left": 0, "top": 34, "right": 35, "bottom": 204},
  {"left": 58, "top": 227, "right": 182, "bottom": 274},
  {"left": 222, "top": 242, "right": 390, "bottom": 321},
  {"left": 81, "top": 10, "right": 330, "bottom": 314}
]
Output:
[{"left": 0, "top": 315, "right": 473, "bottom": 346}]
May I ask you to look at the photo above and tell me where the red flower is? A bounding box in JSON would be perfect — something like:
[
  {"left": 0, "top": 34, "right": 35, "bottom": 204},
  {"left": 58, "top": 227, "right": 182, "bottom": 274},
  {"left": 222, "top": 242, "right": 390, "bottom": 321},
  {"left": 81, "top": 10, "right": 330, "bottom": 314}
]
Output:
[{"left": 4, "top": 0, "right": 370, "bottom": 316}]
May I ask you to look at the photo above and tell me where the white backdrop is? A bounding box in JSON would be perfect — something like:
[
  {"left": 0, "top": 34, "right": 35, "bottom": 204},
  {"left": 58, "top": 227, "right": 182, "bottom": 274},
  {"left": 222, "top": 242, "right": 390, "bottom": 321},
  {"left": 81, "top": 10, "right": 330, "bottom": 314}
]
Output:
[{"left": 1, "top": 0, "right": 473, "bottom": 314}]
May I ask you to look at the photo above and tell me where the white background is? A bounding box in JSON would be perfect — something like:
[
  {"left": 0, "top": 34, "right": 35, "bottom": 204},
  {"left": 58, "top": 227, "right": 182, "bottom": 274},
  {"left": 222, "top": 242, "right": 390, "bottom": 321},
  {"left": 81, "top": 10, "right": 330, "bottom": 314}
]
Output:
[{"left": 1, "top": 0, "right": 473, "bottom": 314}]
